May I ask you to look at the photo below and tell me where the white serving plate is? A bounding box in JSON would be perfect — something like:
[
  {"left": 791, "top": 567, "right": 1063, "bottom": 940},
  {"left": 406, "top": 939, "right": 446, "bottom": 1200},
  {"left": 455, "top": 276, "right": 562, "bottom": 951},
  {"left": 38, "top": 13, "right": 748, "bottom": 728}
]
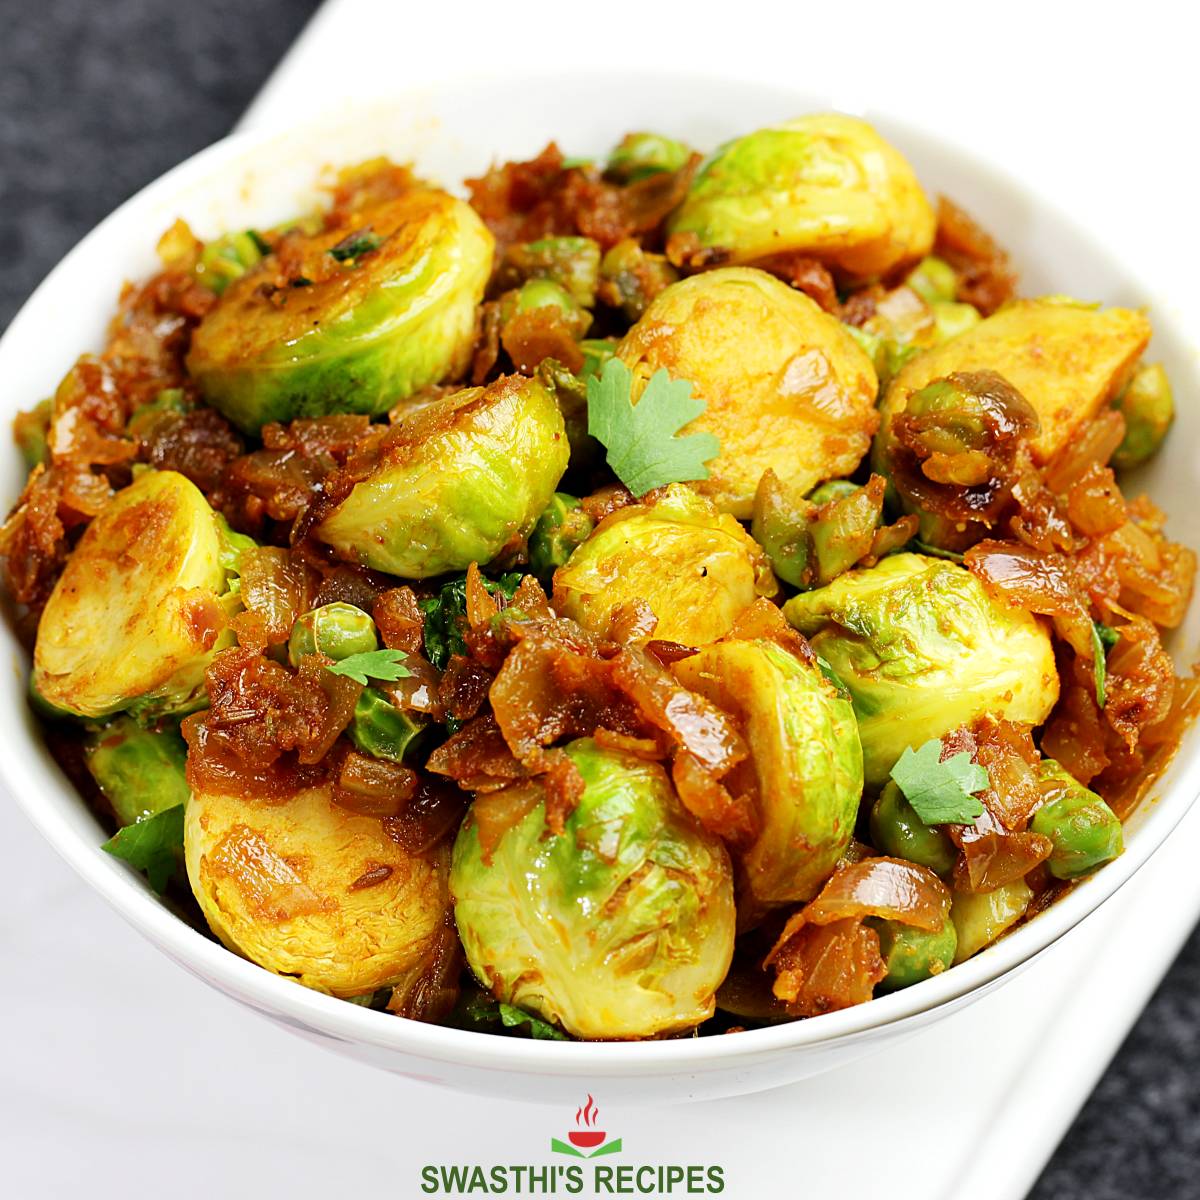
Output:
[{"left": 1, "top": 69, "right": 1198, "bottom": 1111}]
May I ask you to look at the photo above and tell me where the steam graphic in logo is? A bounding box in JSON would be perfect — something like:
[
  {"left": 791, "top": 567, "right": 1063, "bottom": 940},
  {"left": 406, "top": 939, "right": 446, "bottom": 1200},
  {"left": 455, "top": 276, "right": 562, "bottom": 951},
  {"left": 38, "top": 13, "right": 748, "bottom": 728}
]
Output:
[{"left": 550, "top": 1095, "right": 622, "bottom": 1158}]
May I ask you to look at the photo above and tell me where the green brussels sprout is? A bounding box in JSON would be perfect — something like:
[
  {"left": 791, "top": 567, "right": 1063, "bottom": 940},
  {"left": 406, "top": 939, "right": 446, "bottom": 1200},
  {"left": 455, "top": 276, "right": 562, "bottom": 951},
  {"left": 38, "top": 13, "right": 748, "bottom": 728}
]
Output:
[
  {"left": 13, "top": 397, "right": 51, "bottom": 470},
  {"left": 783, "top": 554, "right": 1059, "bottom": 787},
  {"left": 869, "top": 781, "right": 957, "bottom": 876},
  {"left": 287, "top": 602, "right": 378, "bottom": 666},
  {"left": 33, "top": 470, "right": 236, "bottom": 720},
  {"left": 348, "top": 686, "right": 426, "bottom": 763},
  {"left": 503, "top": 236, "right": 601, "bottom": 307},
  {"left": 553, "top": 483, "right": 777, "bottom": 645},
  {"left": 195, "top": 229, "right": 267, "bottom": 295},
  {"left": 616, "top": 268, "right": 879, "bottom": 517},
  {"left": 450, "top": 738, "right": 735, "bottom": 1039},
  {"left": 598, "top": 238, "right": 680, "bottom": 321},
  {"left": 188, "top": 189, "right": 494, "bottom": 433},
  {"left": 605, "top": 131, "right": 693, "bottom": 182},
  {"left": 872, "top": 915, "right": 957, "bottom": 991},
  {"left": 904, "top": 256, "right": 958, "bottom": 305},
  {"left": 667, "top": 113, "right": 935, "bottom": 278},
  {"left": 500, "top": 278, "right": 591, "bottom": 340},
  {"left": 84, "top": 716, "right": 190, "bottom": 827},
  {"left": 1112, "top": 362, "right": 1173, "bottom": 470},
  {"left": 316, "top": 374, "right": 568, "bottom": 578},
  {"left": 1031, "top": 759, "right": 1123, "bottom": 880},
  {"left": 951, "top": 879, "right": 1032, "bottom": 963},
  {"left": 673, "top": 638, "right": 863, "bottom": 905},
  {"left": 528, "top": 493, "right": 595, "bottom": 581},
  {"left": 186, "top": 780, "right": 451, "bottom": 998}
]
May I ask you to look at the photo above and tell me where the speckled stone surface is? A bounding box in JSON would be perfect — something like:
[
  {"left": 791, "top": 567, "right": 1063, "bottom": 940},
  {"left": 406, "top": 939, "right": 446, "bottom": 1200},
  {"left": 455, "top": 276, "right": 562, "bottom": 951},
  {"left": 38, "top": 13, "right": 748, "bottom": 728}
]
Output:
[{"left": 2, "top": 4, "right": 1198, "bottom": 1196}]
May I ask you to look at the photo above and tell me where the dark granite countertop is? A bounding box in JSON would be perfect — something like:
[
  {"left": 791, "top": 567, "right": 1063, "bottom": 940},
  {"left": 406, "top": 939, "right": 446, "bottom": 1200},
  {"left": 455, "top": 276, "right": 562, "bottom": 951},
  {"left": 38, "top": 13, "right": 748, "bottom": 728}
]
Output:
[{"left": 3, "top": 4, "right": 1196, "bottom": 1196}]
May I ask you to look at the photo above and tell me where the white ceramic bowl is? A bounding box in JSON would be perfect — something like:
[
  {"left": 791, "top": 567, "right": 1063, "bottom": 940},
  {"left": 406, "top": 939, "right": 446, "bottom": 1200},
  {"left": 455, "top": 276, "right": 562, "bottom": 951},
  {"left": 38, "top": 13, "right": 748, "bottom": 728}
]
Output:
[{"left": 3, "top": 75, "right": 1198, "bottom": 1105}]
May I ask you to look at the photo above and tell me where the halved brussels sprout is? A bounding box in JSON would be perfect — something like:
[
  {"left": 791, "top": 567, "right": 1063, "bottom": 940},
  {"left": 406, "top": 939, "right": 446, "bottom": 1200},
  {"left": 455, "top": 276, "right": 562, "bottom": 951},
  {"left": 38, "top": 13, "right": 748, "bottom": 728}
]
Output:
[
  {"left": 185, "top": 781, "right": 451, "bottom": 997},
  {"left": 34, "top": 470, "right": 234, "bottom": 719},
  {"left": 783, "top": 553, "right": 1058, "bottom": 786},
  {"left": 188, "top": 189, "right": 493, "bottom": 433},
  {"left": 450, "top": 738, "right": 735, "bottom": 1039},
  {"left": 316, "top": 375, "right": 568, "bottom": 578},
  {"left": 875, "top": 298, "right": 1151, "bottom": 470},
  {"left": 673, "top": 638, "right": 863, "bottom": 904},
  {"left": 552, "top": 483, "right": 777, "bottom": 644},
  {"left": 667, "top": 114, "right": 935, "bottom": 278},
  {"left": 1032, "top": 759, "right": 1123, "bottom": 879},
  {"left": 84, "top": 716, "right": 189, "bottom": 827},
  {"left": 950, "top": 879, "right": 1032, "bottom": 963},
  {"left": 616, "top": 268, "right": 878, "bottom": 518}
]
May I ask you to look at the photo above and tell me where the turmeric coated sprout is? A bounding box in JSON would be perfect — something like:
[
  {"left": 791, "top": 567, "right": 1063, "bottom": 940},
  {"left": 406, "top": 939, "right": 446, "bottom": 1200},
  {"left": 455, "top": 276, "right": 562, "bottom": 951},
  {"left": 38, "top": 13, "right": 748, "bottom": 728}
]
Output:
[
  {"left": 673, "top": 638, "right": 863, "bottom": 905},
  {"left": 616, "top": 268, "right": 879, "bottom": 518},
  {"left": 33, "top": 470, "right": 235, "bottom": 720},
  {"left": 450, "top": 738, "right": 735, "bottom": 1039},
  {"left": 784, "top": 554, "right": 1059, "bottom": 786},
  {"left": 316, "top": 375, "right": 568, "bottom": 578},
  {"left": 188, "top": 189, "right": 493, "bottom": 432},
  {"left": 553, "top": 483, "right": 777, "bottom": 645},
  {"left": 667, "top": 114, "right": 935, "bottom": 278},
  {"left": 185, "top": 781, "right": 451, "bottom": 998}
]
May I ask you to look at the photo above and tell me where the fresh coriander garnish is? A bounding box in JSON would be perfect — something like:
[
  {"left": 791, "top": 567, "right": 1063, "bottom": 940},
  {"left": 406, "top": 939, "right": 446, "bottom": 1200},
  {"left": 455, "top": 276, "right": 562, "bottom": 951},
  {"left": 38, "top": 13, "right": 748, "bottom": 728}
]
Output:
[
  {"left": 890, "top": 738, "right": 989, "bottom": 826},
  {"left": 325, "top": 648, "right": 413, "bottom": 685},
  {"left": 329, "top": 228, "right": 383, "bottom": 262},
  {"left": 586, "top": 358, "right": 719, "bottom": 497},
  {"left": 101, "top": 805, "right": 185, "bottom": 894}
]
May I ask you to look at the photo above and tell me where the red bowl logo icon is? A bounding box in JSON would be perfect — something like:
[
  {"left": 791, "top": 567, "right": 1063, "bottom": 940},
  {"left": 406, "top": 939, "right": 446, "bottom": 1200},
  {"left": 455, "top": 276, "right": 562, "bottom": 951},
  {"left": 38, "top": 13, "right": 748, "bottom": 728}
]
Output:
[{"left": 568, "top": 1130, "right": 606, "bottom": 1149}]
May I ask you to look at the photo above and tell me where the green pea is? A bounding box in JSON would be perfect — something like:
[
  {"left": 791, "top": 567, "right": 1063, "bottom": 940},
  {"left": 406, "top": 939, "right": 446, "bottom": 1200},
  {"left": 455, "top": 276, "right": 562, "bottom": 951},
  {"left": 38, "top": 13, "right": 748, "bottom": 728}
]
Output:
[
  {"left": 287, "top": 602, "right": 378, "bottom": 665},
  {"left": 872, "top": 917, "right": 957, "bottom": 991},
  {"left": 508, "top": 236, "right": 600, "bottom": 307},
  {"left": 869, "top": 782, "right": 958, "bottom": 876},
  {"left": 502, "top": 278, "right": 591, "bottom": 340},
  {"left": 348, "top": 687, "right": 426, "bottom": 763},
  {"left": 528, "top": 493, "right": 595, "bottom": 580},
  {"left": 1031, "top": 759, "right": 1123, "bottom": 879}
]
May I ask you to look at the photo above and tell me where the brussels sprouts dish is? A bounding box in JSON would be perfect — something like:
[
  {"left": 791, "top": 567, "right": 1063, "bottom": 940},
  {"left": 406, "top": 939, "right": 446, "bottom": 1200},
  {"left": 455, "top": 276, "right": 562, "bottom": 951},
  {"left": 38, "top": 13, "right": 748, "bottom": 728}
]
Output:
[{"left": 4, "top": 122, "right": 1197, "bottom": 1042}]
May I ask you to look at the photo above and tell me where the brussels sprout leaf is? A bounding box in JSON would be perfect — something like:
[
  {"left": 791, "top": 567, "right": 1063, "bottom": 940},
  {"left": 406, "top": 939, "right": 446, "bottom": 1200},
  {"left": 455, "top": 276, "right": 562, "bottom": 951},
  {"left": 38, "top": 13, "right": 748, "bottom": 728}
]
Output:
[
  {"left": 326, "top": 648, "right": 413, "bottom": 685},
  {"left": 1091, "top": 622, "right": 1109, "bottom": 709},
  {"left": 101, "top": 804, "right": 184, "bottom": 893},
  {"left": 890, "top": 739, "right": 988, "bottom": 826},
  {"left": 586, "top": 359, "right": 719, "bottom": 497}
]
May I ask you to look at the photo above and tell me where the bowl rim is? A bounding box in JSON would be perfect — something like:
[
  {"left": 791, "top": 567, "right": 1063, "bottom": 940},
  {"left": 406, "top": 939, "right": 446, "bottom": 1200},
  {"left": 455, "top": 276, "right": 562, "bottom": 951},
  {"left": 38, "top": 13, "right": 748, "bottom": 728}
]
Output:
[{"left": 3, "top": 74, "right": 1198, "bottom": 1077}]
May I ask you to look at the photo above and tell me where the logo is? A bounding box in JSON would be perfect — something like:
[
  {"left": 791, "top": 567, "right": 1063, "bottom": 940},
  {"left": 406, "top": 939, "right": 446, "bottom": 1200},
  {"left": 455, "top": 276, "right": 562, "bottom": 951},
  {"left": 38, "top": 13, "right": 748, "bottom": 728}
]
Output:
[
  {"left": 550, "top": 1094, "right": 622, "bottom": 1159},
  {"left": 419, "top": 1093, "right": 726, "bottom": 1194}
]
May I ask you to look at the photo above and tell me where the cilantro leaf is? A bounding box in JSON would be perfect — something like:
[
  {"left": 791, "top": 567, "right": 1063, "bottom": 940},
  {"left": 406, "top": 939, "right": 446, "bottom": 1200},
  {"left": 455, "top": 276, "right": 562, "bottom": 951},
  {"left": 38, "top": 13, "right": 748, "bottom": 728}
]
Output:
[
  {"left": 419, "top": 571, "right": 523, "bottom": 670},
  {"left": 326, "top": 648, "right": 414, "bottom": 685},
  {"left": 890, "top": 739, "right": 989, "bottom": 825},
  {"left": 586, "top": 358, "right": 719, "bottom": 497},
  {"left": 102, "top": 805, "right": 185, "bottom": 893},
  {"left": 1095, "top": 622, "right": 1120, "bottom": 649},
  {"left": 447, "top": 989, "right": 570, "bottom": 1040},
  {"left": 1091, "top": 622, "right": 1109, "bottom": 709}
]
